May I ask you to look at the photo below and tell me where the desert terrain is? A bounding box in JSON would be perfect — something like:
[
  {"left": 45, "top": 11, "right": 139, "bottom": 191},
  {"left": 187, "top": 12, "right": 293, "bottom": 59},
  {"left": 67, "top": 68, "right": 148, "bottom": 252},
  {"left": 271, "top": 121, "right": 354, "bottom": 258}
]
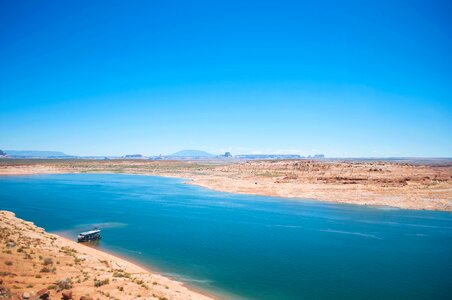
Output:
[{"left": 0, "top": 158, "right": 451, "bottom": 211}]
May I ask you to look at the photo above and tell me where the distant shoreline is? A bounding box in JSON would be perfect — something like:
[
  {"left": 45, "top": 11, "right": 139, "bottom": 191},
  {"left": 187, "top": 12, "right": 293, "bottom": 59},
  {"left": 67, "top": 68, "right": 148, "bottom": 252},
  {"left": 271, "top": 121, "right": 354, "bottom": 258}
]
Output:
[{"left": 0, "top": 159, "right": 451, "bottom": 211}]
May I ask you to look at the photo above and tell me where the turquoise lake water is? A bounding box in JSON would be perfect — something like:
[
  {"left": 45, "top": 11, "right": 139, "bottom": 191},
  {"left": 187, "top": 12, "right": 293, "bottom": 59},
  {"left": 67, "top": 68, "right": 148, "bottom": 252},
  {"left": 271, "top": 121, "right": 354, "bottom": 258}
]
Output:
[{"left": 0, "top": 174, "right": 451, "bottom": 299}]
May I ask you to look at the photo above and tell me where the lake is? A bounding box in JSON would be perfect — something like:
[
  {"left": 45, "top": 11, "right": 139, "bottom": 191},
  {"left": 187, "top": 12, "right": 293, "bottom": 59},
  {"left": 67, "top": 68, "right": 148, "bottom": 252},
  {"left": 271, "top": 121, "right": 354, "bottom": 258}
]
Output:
[{"left": 0, "top": 174, "right": 451, "bottom": 299}]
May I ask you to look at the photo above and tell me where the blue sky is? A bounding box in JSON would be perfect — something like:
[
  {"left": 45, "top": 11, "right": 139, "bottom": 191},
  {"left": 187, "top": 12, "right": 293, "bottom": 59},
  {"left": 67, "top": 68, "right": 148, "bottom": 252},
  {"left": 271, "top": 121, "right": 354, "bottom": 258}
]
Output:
[{"left": 1, "top": 0, "right": 451, "bottom": 157}]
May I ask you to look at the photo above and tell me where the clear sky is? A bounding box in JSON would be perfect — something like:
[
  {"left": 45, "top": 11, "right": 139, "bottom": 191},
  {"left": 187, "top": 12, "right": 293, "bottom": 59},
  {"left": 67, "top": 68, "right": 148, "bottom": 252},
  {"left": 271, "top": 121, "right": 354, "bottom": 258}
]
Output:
[{"left": 1, "top": 0, "right": 451, "bottom": 157}]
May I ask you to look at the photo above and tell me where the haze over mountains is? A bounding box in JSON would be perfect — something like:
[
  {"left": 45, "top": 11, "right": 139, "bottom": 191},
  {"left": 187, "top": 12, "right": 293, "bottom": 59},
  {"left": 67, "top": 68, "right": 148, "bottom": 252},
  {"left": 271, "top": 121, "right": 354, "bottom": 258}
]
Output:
[
  {"left": 169, "top": 150, "right": 215, "bottom": 157},
  {"left": 2, "top": 149, "right": 452, "bottom": 165},
  {"left": 0, "top": 149, "right": 217, "bottom": 159},
  {"left": 2, "top": 150, "right": 75, "bottom": 158},
  {"left": 0, "top": 149, "right": 318, "bottom": 159}
]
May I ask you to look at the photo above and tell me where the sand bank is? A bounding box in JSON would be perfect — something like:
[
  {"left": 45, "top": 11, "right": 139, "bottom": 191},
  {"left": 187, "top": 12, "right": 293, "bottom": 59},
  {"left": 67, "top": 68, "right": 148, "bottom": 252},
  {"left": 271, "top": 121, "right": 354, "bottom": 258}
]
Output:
[{"left": 0, "top": 210, "right": 215, "bottom": 300}]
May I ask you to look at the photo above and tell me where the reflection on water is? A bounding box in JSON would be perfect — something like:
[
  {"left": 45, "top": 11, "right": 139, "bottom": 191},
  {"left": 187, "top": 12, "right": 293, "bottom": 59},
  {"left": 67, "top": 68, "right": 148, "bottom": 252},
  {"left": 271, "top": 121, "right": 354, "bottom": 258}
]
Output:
[
  {"left": 79, "top": 239, "right": 102, "bottom": 248},
  {"left": 74, "top": 222, "right": 128, "bottom": 230}
]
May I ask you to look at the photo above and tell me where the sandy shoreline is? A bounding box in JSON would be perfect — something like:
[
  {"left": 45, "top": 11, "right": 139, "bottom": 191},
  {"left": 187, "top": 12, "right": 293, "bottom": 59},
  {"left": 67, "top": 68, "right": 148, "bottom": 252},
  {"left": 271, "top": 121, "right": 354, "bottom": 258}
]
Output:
[
  {"left": 0, "top": 210, "right": 216, "bottom": 300},
  {"left": 0, "top": 159, "right": 451, "bottom": 211},
  {"left": 56, "top": 235, "right": 222, "bottom": 300}
]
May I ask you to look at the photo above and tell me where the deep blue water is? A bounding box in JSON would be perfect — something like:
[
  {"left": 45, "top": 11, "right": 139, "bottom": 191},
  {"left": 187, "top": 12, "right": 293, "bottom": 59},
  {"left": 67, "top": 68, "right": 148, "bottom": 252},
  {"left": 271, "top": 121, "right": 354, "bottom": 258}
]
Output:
[{"left": 0, "top": 174, "right": 451, "bottom": 299}]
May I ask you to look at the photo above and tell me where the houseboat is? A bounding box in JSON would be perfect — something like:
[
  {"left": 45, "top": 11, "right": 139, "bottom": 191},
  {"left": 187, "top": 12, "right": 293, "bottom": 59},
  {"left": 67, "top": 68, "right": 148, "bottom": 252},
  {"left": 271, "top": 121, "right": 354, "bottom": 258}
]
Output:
[{"left": 77, "top": 228, "right": 101, "bottom": 242}]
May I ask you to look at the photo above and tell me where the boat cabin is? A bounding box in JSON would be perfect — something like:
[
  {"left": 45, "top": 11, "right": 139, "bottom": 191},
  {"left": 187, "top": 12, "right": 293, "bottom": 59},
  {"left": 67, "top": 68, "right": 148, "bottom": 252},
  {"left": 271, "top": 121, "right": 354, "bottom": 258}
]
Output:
[{"left": 77, "top": 229, "right": 101, "bottom": 242}]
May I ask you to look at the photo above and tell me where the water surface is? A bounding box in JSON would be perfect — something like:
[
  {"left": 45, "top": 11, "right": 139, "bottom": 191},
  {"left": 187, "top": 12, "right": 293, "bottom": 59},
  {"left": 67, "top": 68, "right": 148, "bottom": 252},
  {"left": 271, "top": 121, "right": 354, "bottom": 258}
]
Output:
[{"left": 0, "top": 174, "right": 451, "bottom": 299}]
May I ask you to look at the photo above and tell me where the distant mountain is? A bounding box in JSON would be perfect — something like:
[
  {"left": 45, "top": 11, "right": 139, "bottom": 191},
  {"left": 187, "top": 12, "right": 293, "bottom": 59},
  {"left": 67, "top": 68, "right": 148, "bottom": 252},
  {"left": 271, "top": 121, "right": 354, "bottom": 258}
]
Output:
[
  {"left": 169, "top": 150, "right": 215, "bottom": 157},
  {"left": 235, "top": 154, "right": 302, "bottom": 160},
  {"left": 4, "top": 150, "right": 75, "bottom": 158},
  {"left": 124, "top": 154, "right": 144, "bottom": 159}
]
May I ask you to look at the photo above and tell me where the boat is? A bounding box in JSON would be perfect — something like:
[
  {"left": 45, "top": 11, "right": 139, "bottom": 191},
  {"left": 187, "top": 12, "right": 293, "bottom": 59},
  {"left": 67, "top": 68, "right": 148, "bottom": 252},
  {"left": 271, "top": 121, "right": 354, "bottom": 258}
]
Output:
[{"left": 77, "top": 228, "right": 101, "bottom": 242}]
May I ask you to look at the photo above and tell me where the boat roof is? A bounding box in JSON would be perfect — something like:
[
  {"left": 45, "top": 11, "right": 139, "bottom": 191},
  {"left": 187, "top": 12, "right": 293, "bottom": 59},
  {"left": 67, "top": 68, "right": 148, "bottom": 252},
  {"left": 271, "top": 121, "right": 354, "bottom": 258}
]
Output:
[{"left": 79, "top": 229, "right": 101, "bottom": 235}]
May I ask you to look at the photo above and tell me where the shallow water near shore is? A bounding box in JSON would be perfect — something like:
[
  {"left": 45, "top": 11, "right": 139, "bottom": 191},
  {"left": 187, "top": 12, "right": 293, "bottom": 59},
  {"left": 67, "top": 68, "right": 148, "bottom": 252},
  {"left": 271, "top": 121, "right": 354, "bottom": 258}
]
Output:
[{"left": 1, "top": 173, "right": 451, "bottom": 299}]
